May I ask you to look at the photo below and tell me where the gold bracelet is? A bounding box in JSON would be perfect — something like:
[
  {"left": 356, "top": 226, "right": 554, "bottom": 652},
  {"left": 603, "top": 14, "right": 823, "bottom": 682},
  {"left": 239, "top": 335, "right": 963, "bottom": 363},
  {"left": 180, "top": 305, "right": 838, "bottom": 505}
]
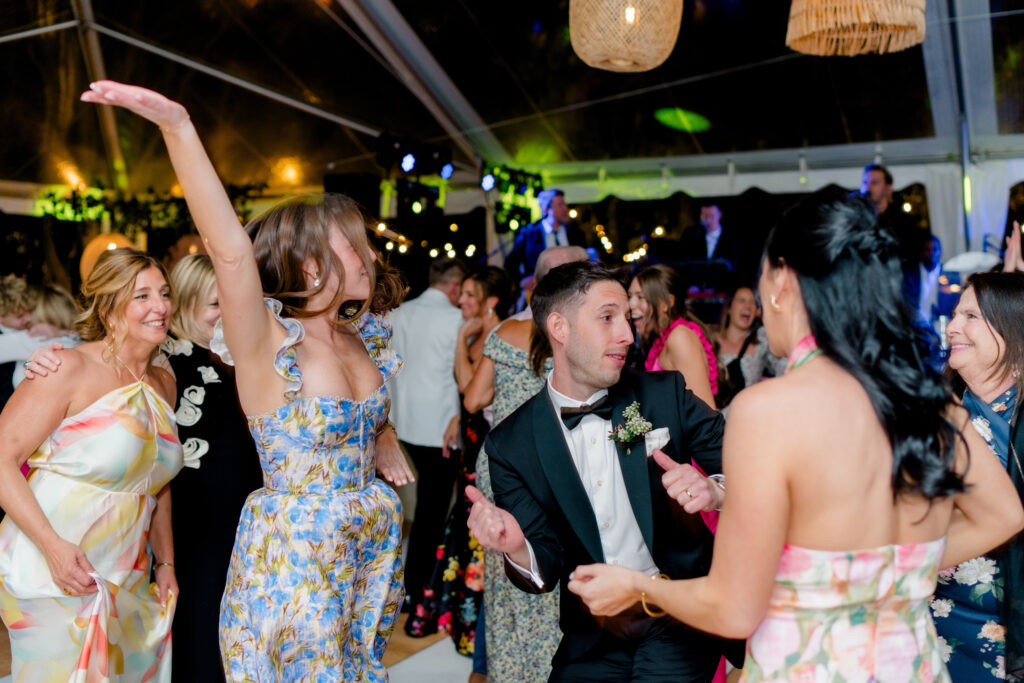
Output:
[
  {"left": 640, "top": 573, "right": 669, "bottom": 618},
  {"left": 154, "top": 562, "right": 175, "bottom": 570},
  {"left": 159, "top": 115, "right": 191, "bottom": 133}
]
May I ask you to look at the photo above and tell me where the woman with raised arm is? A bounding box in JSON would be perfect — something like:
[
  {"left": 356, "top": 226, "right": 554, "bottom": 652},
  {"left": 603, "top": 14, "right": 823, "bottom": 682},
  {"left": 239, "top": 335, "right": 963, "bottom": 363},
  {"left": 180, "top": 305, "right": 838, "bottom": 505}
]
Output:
[
  {"left": 82, "top": 81, "right": 407, "bottom": 681},
  {"left": 569, "top": 196, "right": 1024, "bottom": 682},
  {"left": 0, "top": 248, "right": 182, "bottom": 681}
]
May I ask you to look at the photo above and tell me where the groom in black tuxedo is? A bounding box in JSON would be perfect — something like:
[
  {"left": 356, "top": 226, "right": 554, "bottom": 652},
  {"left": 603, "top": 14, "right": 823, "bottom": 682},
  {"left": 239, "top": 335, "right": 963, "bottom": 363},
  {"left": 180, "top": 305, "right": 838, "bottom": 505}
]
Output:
[{"left": 467, "top": 261, "right": 739, "bottom": 681}]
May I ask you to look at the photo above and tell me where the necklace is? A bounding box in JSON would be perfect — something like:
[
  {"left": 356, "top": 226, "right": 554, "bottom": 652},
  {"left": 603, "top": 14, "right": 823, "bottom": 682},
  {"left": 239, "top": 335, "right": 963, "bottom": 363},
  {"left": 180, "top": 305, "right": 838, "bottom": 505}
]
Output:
[
  {"left": 104, "top": 341, "right": 148, "bottom": 384},
  {"left": 785, "top": 333, "right": 821, "bottom": 374}
]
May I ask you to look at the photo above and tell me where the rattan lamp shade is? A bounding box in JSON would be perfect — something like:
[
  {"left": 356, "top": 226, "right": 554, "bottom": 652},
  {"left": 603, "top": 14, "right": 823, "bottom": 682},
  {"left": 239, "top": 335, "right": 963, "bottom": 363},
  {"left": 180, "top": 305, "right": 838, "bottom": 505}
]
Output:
[
  {"left": 786, "top": 0, "right": 926, "bottom": 56},
  {"left": 569, "top": 0, "right": 684, "bottom": 73}
]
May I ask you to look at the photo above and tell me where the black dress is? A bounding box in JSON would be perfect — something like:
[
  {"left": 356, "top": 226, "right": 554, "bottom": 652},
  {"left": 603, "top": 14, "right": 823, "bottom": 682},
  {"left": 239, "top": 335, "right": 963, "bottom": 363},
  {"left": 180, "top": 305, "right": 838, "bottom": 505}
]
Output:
[{"left": 163, "top": 338, "right": 263, "bottom": 682}]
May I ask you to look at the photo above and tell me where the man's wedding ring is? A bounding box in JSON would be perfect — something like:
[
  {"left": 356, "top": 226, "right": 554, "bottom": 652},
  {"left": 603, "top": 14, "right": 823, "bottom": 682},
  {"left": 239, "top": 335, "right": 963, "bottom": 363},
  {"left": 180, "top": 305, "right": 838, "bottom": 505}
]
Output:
[{"left": 686, "top": 489, "right": 694, "bottom": 498}]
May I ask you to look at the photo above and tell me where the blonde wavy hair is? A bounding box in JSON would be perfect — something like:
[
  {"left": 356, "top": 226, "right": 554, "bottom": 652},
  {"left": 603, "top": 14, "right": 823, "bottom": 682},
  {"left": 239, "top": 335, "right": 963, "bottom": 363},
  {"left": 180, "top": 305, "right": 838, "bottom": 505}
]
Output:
[
  {"left": 31, "top": 285, "right": 79, "bottom": 330},
  {"left": 0, "top": 274, "right": 37, "bottom": 317},
  {"left": 75, "top": 248, "right": 172, "bottom": 356},
  {"left": 169, "top": 254, "right": 217, "bottom": 345}
]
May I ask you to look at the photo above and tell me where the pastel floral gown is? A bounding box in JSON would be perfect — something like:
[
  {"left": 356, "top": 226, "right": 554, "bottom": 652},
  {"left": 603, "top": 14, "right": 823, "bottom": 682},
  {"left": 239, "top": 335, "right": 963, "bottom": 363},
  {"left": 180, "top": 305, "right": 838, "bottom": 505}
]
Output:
[
  {"left": 0, "top": 379, "right": 183, "bottom": 682},
  {"left": 741, "top": 540, "right": 950, "bottom": 682},
  {"left": 214, "top": 299, "right": 404, "bottom": 682}
]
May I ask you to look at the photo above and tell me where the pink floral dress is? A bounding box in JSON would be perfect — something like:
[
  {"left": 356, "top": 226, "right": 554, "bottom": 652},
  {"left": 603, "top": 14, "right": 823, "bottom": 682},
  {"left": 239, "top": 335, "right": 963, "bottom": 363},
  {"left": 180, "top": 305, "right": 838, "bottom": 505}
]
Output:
[{"left": 741, "top": 539, "right": 950, "bottom": 682}]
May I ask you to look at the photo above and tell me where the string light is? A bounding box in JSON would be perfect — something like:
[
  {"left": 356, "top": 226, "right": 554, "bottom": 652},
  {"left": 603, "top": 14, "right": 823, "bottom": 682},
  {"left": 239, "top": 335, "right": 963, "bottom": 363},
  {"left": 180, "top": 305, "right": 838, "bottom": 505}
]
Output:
[
  {"left": 385, "top": 241, "right": 394, "bottom": 251},
  {"left": 429, "top": 248, "right": 439, "bottom": 258}
]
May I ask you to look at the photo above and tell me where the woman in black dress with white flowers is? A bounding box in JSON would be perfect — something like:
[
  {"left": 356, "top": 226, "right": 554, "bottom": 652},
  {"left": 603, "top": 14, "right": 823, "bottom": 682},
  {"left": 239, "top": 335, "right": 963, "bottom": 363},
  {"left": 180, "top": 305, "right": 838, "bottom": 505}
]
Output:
[{"left": 161, "top": 254, "right": 263, "bottom": 682}]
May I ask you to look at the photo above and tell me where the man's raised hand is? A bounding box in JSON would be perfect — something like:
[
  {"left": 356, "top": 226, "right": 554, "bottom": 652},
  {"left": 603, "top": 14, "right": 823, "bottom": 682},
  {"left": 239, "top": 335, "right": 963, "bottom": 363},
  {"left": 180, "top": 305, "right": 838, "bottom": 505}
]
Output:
[{"left": 652, "top": 449, "right": 723, "bottom": 513}]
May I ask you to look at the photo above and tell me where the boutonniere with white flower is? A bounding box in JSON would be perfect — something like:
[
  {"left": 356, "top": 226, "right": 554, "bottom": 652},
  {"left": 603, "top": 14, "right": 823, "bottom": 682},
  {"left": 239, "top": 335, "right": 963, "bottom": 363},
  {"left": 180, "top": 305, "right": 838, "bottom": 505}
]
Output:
[{"left": 609, "top": 401, "right": 652, "bottom": 445}]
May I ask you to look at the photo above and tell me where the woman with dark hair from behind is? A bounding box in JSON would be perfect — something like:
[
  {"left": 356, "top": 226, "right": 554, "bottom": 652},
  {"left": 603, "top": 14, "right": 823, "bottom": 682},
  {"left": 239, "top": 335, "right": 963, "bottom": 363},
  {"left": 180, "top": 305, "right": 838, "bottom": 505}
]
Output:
[
  {"left": 568, "top": 196, "right": 1024, "bottom": 681},
  {"left": 84, "top": 81, "right": 407, "bottom": 681},
  {"left": 935, "top": 271, "right": 1024, "bottom": 681}
]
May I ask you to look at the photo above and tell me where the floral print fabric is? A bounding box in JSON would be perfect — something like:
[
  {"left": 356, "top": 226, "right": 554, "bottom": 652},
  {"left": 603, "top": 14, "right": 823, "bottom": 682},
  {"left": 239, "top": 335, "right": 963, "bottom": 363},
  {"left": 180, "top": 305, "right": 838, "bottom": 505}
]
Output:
[
  {"left": 0, "top": 381, "right": 183, "bottom": 682},
  {"left": 475, "top": 332, "right": 559, "bottom": 682},
  {"left": 930, "top": 387, "right": 1014, "bottom": 681},
  {"left": 214, "top": 299, "right": 404, "bottom": 682},
  {"left": 741, "top": 539, "right": 950, "bottom": 683}
]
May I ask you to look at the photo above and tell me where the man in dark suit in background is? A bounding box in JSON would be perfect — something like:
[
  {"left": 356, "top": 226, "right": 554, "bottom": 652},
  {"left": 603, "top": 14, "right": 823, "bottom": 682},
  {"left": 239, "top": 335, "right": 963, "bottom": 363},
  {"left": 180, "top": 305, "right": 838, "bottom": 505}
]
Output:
[
  {"left": 467, "top": 261, "right": 739, "bottom": 681},
  {"left": 677, "top": 204, "right": 739, "bottom": 271},
  {"left": 505, "top": 189, "right": 587, "bottom": 299}
]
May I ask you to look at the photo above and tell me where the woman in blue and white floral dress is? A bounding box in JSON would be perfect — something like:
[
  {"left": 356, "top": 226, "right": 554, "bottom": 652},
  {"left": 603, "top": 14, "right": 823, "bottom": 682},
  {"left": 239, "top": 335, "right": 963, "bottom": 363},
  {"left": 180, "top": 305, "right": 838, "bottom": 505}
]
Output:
[
  {"left": 935, "top": 272, "right": 1024, "bottom": 681},
  {"left": 84, "top": 81, "right": 409, "bottom": 682}
]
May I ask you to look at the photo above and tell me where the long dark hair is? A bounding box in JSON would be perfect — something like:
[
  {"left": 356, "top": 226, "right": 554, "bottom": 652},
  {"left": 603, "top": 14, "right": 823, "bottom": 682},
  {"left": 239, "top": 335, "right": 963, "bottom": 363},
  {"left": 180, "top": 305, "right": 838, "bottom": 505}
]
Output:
[{"left": 764, "top": 196, "right": 964, "bottom": 500}]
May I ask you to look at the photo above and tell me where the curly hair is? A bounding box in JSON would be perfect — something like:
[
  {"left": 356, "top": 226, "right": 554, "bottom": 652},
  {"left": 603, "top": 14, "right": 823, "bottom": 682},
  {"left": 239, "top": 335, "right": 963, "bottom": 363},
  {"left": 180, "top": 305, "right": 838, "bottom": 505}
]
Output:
[
  {"left": 764, "top": 196, "right": 964, "bottom": 500},
  {"left": 244, "top": 193, "right": 405, "bottom": 322}
]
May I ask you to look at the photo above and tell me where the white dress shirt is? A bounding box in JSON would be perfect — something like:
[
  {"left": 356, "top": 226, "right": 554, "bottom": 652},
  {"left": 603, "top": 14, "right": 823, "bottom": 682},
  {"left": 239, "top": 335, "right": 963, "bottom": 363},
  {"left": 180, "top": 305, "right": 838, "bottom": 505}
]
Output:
[
  {"left": 705, "top": 226, "right": 722, "bottom": 260},
  {"left": 542, "top": 217, "right": 569, "bottom": 248},
  {"left": 387, "top": 287, "right": 463, "bottom": 448},
  {"left": 509, "top": 375, "right": 659, "bottom": 587},
  {"left": 918, "top": 262, "right": 941, "bottom": 323}
]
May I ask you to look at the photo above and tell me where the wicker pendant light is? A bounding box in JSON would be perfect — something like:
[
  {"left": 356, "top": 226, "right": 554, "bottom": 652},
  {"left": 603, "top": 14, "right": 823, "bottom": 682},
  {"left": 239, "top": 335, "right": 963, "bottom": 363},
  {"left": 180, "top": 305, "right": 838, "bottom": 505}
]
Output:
[
  {"left": 569, "top": 0, "right": 684, "bottom": 73},
  {"left": 786, "top": 0, "right": 926, "bottom": 56}
]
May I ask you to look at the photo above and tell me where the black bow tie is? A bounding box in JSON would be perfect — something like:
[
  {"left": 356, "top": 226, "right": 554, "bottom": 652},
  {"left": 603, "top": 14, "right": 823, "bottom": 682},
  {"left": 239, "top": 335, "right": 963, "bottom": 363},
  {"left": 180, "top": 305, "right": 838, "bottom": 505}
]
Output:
[{"left": 560, "top": 396, "right": 614, "bottom": 430}]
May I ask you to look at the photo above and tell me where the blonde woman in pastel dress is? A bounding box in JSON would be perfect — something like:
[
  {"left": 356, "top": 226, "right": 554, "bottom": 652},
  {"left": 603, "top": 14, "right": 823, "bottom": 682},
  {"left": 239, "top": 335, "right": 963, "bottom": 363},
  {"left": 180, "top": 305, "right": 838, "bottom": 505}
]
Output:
[
  {"left": 82, "top": 81, "right": 407, "bottom": 681},
  {"left": 0, "top": 248, "right": 183, "bottom": 681}
]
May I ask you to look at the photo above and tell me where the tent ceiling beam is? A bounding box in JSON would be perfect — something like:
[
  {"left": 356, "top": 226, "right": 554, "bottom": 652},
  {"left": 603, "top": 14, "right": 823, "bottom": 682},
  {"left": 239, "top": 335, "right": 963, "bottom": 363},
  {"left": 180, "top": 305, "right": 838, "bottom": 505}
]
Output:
[
  {"left": 0, "top": 20, "right": 77, "bottom": 45},
  {"left": 953, "top": 0, "right": 999, "bottom": 142},
  {"left": 88, "top": 23, "right": 381, "bottom": 137},
  {"left": 71, "top": 0, "right": 129, "bottom": 190},
  {"left": 334, "top": 0, "right": 511, "bottom": 166},
  {"left": 921, "top": 0, "right": 960, "bottom": 139}
]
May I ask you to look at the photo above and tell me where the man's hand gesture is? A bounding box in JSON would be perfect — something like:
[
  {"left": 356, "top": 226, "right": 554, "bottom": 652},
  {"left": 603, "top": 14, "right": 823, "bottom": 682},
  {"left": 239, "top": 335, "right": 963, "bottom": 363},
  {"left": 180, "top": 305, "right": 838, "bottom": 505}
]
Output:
[
  {"left": 466, "top": 485, "right": 527, "bottom": 558},
  {"left": 653, "top": 450, "right": 724, "bottom": 513}
]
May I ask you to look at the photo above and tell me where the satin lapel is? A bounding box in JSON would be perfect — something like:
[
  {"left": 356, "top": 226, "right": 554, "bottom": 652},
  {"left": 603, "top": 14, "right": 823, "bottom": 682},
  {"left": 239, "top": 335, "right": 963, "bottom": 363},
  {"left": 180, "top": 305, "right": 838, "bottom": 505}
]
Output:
[
  {"left": 532, "top": 393, "right": 605, "bottom": 563},
  {"left": 609, "top": 383, "right": 655, "bottom": 553}
]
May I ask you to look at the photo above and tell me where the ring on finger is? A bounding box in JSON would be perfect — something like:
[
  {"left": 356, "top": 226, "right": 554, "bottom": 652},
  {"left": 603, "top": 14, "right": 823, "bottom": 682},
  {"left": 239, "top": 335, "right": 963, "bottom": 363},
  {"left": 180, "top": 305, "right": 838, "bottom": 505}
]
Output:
[
  {"left": 686, "top": 488, "right": 694, "bottom": 498},
  {"left": 62, "top": 587, "right": 71, "bottom": 596}
]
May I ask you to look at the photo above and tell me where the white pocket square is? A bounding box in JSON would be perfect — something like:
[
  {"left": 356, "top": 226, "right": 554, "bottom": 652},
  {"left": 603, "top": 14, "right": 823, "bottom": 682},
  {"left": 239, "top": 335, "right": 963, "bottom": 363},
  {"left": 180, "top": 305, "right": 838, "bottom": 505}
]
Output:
[{"left": 644, "top": 427, "right": 671, "bottom": 458}]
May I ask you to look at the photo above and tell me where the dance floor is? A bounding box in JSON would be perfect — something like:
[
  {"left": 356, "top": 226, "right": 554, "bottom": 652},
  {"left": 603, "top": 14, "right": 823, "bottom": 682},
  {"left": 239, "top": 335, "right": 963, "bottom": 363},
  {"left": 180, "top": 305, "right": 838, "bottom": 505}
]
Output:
[{"left": 0, "top": 614, "right": 468, "bottom": 681}]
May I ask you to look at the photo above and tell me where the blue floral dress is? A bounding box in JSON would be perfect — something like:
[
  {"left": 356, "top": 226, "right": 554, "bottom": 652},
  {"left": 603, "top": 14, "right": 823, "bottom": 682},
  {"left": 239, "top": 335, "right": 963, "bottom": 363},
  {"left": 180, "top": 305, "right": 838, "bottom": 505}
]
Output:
[
  {"left": 213, "top": 299, "right": 404, "bottom": 682},
  {"left": 931, "top": 386, "right": 1016, "bottom": 681}
]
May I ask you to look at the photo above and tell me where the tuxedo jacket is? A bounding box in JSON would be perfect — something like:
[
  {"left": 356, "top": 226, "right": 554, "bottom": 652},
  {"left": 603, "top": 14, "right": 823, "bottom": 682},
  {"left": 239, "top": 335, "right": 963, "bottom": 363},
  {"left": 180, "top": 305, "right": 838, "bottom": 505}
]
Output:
[
  {"left": 503, "top": 221, "right": 588, "bottom": 280},
  {"left": 485, "top": 367, "right": 729, "bottom": 664}
]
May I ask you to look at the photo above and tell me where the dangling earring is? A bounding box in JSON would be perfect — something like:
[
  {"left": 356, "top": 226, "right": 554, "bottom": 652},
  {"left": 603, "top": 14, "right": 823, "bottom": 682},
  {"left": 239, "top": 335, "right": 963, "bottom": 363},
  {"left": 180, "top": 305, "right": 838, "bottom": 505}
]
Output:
[
  {"left": 1014, "top": 368, "right": 1021, "bottom": 379},
  {"left": 487, "top": 307, "right": 494, "bottom": 319},
  {"left": 313, "top": 272, "right": 321, "bottom": 287},
  {"left": 769, "top": 294, "right": 782, "bottom": 312}
]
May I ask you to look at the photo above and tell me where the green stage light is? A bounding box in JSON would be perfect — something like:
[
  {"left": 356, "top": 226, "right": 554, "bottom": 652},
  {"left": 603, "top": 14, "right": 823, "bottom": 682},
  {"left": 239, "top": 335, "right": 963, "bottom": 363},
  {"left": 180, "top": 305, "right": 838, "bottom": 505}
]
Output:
[
  {"left": 654, "top": 108, "right": 711, "bottom": 133},
  {"left": 411, "top": 201, "right": 423, "bottom": 214}
]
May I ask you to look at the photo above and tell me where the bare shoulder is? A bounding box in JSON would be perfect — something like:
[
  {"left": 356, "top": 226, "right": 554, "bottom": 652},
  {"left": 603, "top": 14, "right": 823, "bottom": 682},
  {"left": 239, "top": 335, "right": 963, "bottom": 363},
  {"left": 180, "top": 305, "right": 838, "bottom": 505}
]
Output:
[
  {"left": 146, "top": 365, "right": 177, "bottom": 405},
  {"left": 667, "top": 322, "right": 702, "bottom": 348},
  {"left": 495, "top": 319, "right": 532, "bottom": 349}
]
